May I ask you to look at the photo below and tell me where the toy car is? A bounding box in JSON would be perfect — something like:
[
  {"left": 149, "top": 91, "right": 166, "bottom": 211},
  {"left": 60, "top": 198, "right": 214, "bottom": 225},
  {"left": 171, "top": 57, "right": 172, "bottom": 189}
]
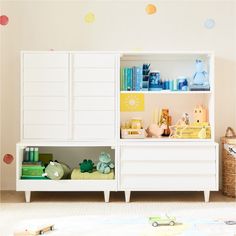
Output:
[
  {"left": 149, "top": 215, "right": 176, "bottom": 227},
  {"left": 14, "top": 224, "right": 54, "bottom": 235}
]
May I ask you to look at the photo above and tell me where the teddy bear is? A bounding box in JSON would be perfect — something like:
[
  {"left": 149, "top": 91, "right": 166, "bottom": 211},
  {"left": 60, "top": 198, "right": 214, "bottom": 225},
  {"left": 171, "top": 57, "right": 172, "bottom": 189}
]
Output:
[{"left": 96, "top": 152, "right": 114, "bottom": 174}]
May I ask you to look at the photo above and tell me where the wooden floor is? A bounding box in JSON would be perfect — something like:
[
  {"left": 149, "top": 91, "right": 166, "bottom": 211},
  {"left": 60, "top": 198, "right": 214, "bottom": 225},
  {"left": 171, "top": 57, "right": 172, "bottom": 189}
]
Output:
[{"left": 1, "top": 190, "right": 235, "bottom": 203}]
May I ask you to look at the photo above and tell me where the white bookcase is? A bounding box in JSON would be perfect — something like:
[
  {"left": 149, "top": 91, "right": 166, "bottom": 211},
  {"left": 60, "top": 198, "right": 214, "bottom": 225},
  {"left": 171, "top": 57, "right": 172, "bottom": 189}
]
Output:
[{"left": 17, "top": 51, "right": 218, "bottom": 203}]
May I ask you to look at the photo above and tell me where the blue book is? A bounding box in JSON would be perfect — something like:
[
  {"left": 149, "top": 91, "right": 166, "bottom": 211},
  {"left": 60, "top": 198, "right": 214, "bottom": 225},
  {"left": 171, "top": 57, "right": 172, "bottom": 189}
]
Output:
[
  {"left": 134, "top": 66, "right": 143, "bottom": 91},
  {"left": 132, "top": 67, "right": 136, "bottom": 91},
  {"left": 123, "top": 68, "right": 128, "bottom": 91},
  {"left": 127, "top": 68, "right": 132, "bottom": 91}
]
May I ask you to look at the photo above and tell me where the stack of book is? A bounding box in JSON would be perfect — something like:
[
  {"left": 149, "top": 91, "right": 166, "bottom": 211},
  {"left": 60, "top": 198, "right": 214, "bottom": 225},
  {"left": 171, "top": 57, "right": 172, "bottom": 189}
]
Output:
[
  {"left": 21, "top": 161, "right": 47, "bottom": 179},
  {"left": 120, "top": 66, "right": 143, "bottom": 91}
]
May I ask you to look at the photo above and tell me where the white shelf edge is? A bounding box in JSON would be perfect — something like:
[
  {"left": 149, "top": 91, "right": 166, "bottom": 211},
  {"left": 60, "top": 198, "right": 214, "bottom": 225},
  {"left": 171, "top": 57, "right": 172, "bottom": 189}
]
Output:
[{"left": 120, "top": 91, "right": 211, "bottom": 94}]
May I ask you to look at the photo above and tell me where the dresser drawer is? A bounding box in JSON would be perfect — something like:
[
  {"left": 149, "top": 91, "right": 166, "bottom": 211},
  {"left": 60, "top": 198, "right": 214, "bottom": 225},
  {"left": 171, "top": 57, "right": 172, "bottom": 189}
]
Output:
[
  {"left": 120, "top": 175, "right": 216, "bottom": 190},
  {"left": 73, "top": 54, "right": 115, "bottom": 68},
  {"left": 121, "top": 145, "right": 216, "bottom": 161},
  {"left": 121, "top": 161, "right": 216, "bottom": 175}
]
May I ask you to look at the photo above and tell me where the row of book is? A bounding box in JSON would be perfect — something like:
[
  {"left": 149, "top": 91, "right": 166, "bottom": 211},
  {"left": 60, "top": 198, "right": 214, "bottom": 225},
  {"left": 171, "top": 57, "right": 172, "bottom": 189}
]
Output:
[{"left": 120, "top": 67, "right": 144, "bottom": 91}]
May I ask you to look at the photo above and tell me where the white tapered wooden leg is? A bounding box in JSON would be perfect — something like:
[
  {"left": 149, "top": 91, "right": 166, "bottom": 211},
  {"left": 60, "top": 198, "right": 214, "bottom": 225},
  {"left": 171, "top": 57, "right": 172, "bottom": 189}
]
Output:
[
  {"left": 204, "top": 191, "right": 210, "bottom": 202},
  {"left": 104, "top": 191, "right": 110, "bottom": 203},
  {"left": 125, "top": 191, "right": 131, "bottom": 203},
  {"left": 25, "top": 191, "right": 31, "bottom": 203}
]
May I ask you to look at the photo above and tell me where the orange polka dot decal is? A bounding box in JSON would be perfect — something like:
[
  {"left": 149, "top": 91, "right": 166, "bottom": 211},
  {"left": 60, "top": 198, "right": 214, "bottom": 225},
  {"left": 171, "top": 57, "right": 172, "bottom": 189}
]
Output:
[
  {"left": 145, "top": 4, "right": 157, "bottom": 15},
  {"left": 3, "top": 154, "right": 14, "bottom": 164}
]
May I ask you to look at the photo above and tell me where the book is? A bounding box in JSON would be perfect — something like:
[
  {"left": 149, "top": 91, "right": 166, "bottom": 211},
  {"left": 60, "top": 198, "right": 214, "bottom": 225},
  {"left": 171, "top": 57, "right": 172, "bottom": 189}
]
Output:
[
  {"left": 120, "top": 68, "right": 124, "bottom": 91},
  {"left": 134, "top": 66, "right": 143, "bottom": 91},
  {"left": 123, "top": 68, "right": 128, "bottom": 91},
  {"left": 127, "top": 68, "right": 133, "bottom": 91},
  {"left": 132, "top": 67, "right": 136, "bottom": 91}
]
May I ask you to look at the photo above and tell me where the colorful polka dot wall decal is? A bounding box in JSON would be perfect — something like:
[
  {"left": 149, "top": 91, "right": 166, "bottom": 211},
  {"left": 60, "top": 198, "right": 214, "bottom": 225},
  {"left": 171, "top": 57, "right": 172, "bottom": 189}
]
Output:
[
  {"left": 84, "top": 12, "right": 95, "bottom": 24},
  {"left": 145, "top": 4, "right": 157, "bottom": 15},
  {"left": 0, "top": 15, "right": 9, "bottom": 26},
  {"left": 3, "top": 154, "right": 14, "bottom": 164},
  {"left": 204, "top": 19, "right": 215, "bottom": 29}
]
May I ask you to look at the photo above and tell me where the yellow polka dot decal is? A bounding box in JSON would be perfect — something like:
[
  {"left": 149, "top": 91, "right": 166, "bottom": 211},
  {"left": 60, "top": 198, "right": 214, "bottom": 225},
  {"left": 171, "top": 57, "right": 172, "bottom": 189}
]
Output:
[
  {"left": 84, "top": 12, "right": 95, "bottom": 23},
  {"left": 145, "top": 4, "right": 157, "bottom": 15}
]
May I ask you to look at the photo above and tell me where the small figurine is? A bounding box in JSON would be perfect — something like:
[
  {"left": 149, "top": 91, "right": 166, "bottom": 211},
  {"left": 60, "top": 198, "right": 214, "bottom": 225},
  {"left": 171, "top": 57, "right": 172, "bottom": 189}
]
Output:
[
  {"left": 159, "top": 109, "right": 172, "bottom": 136},
  {"left": 97, "top": 152, "right": 114, "bottom": 174},
  {"left": 190, "top": 60, "right": 210, "bottom": 91},
  {"left": 79, "top": 159, "right": 95, "bottom": 173},
  {"left": 176, "top": 112, "right": 190, "bottom": 126}
]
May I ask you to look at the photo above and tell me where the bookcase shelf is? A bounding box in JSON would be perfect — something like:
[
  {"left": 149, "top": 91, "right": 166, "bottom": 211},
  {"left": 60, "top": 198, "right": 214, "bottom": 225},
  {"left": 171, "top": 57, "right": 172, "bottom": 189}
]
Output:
[{"left": 17, "top": 51, "right": 218, "bottom": 203}]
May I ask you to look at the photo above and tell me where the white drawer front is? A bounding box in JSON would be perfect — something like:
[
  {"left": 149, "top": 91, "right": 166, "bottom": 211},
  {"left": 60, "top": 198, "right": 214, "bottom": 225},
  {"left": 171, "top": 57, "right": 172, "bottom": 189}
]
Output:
[
  {"left": 24, "top": 97, "right": 67, "bottom": 110},
  {"left": 24, "top": 53, "right": 68, "bottom": 67},
  {"left": 74, "top": 82, "right": 114, "bottom": 97},
  {"left": 24, "top": 68, "right": 68, "bottom": 82},
  {"left": 73, "top": 54, "right": 115, "bottom": 68},
  {"left": 74, "top": 97, "right": 114, "bottom": 111},
  {"left": 24, "top": 125, "right": 68, "bottom": 139},
  {"left": 74, "top": 111, "right": 114, "bottom": 125},
  {"left": 74, "top": 125, "right": 114, "bottom": 140},
  {"left": 74, "top": 68, "right": 114, "bottom": 82},
  {"left": 24, "top": 111, "right": 67, "bottom": 125},
  {"left": 121, "top": 145, "right": 216, "bottom": 161},
  {"left": 121, "top": 175, "right": 216, "bottom": 190},
  {"left": 24, "top": 82, "right": 67, "bottom": 97},
  {"left": 121, "top": 161, "right": 216, "bottom": 175}
]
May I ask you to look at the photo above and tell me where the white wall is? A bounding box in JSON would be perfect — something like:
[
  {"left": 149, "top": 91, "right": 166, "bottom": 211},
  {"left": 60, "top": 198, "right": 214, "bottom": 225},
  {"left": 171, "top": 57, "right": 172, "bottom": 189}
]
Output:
[{"left": 1, "top": 0, "right": 236, "bottom": 190}]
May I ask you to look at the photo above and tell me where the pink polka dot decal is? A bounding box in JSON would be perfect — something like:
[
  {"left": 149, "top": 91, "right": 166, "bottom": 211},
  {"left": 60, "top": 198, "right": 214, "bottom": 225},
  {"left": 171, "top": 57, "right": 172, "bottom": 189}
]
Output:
[
  {"left": 3, "top": 154, "right": 14, "bottom": 164},
  {"left": 0, "top": 15, "right": 9, "bottom": 26}
]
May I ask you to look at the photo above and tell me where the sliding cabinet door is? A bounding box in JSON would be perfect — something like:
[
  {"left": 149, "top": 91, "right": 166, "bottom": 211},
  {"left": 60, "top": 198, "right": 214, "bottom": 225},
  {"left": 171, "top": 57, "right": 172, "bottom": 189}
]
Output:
[
  {"left": 72, "top": 53, "right": 117, "bottom": 141},
  {"left": 22, "top": 53, "right": 69, "bottom": 140}
]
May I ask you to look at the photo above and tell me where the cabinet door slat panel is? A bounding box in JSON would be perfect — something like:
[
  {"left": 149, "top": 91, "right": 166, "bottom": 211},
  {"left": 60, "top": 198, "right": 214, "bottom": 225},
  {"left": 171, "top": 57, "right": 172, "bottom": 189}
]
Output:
[
  {"left": 73, "top": 97, "right": 114, "bottom": 111},
  {"left": 74, "top": 68, "right": 114, "bottom": 82},
  {"left": 74, "top": 125, "right": 114, "bottom": 140},
  {"left": 74, "top": 54, "right": 115, "bottom": 68},
  {"left": 74, "top": 111, "right": 114, "bottom": 125},
  {"left": 24, "top": 125, "right": 68, "bottom": 139},
  {"left": 24, "top": 111, "right": 67, "bottom": 125}
]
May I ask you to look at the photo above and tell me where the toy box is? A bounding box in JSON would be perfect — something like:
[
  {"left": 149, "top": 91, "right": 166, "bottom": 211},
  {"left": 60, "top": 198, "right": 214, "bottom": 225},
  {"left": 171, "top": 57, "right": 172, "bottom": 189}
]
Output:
[{"left": 121, "top": 128, "right": 145, "bottom": 139}]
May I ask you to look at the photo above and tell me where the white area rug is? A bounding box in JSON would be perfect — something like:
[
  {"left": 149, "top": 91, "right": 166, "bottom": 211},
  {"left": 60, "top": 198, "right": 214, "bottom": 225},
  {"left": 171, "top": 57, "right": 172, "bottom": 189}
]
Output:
[{"left": 1, "top": 202, "right": 236, "bottom": 235}]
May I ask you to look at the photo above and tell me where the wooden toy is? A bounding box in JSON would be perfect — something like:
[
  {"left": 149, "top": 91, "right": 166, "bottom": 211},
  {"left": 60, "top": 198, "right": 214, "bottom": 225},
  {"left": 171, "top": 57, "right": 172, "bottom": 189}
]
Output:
[
  {"left": 158, "top": 109, "right": 172, "bottom": 136},
  {"left": 14, "top": 224, "right": 54, "bottom": 236},
  {"left": 121, "top": 118, "right": 145, "bottom": 139},
  {"left": 193, "top": 105, "right": 208, "bottom": 124},
  {"left": 121, "top": 128, "right": 145, "bottom": 139}
]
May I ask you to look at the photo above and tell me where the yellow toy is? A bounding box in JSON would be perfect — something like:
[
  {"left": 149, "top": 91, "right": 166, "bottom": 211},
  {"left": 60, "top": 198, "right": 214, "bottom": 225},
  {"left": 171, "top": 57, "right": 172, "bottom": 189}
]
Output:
[{"left": 170, "top": 105, "right": 211, "bottom": 139}]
